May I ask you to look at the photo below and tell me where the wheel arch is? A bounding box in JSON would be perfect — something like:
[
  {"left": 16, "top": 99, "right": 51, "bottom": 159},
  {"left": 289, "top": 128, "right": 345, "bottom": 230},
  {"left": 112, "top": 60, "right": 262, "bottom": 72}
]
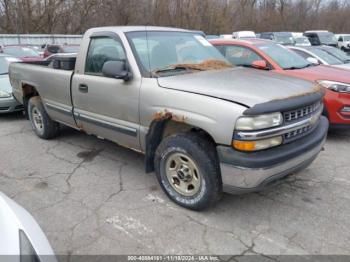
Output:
[
  {"left": 21, "top": 83, "right": 40, "bottom": 116},
  {"left": 144, "top": 116, "right": 217, "bottom": 173}
]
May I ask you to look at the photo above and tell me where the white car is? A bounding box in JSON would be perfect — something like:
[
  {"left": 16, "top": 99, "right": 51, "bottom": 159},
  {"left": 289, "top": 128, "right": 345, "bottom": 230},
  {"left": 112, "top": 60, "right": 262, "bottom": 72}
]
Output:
[
  {"left": 336, "top": 34, "right": 350, "bottom": 52},
  {"left": 220, "top": 34, "right": 233, "bottom": 39},
  {"left": 232, "top": 31, "right": 256, "bottom": 39},
  {"left": 0, "top": 192, "right": 57, "bottom": 262},
  {"left": 289, "top": 45, "right": 350, "bottom": 70}
]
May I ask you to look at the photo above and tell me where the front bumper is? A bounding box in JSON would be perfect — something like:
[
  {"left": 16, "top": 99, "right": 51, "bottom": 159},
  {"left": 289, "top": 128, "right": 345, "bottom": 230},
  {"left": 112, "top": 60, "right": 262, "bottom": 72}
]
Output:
[
  {"left": 324, "top": 89, "right": 350, "bottom": 125},
  {"left": 0, "top": 95, "right": 24, "bottom": 114},
  {"left": 217, "top": 116, "right": 329, "bottom": 194}
]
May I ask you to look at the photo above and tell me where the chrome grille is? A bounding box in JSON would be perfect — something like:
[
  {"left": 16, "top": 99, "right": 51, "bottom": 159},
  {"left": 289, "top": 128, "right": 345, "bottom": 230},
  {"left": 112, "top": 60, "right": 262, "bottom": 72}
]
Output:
[{"left": 284, "top": 102, "right": 321, "bottom": 123}]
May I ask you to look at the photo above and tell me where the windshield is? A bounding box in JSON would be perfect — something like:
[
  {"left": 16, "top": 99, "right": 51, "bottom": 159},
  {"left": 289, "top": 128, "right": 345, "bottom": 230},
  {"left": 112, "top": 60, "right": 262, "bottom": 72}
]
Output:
[
  {"left": 309, "top": 48, "right": 343, "bottom": 65},
  {"left": 318, "top": 33, "right": 337, "bottom": 44},
  {"left": 295, "top": 37, "right": 310, "bottom": 44},
  {"left": 344, "top": 36, "right": 350, "bottom": 41},
  {"left": 321, "top": 47, "right": 350, "bottom": 63},
  {"left": 127, "top": 31, "right": 231, "bottom": 77},
  {"left": 62, "top": 46, "right": 79, "bottom": 53},
  {"left": 257, "top": 43, "right": 310, "bottom": 69},
  {"left": 3, "top": 47, "right": 40, "bottom": 58},
  {"left": 275, "top": 34, "right": 295, "bottom": 45}
]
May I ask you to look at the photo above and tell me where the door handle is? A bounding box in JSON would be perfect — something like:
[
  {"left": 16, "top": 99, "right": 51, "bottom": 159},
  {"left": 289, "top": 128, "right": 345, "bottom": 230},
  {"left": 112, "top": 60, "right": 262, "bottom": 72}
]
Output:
[{"left": 78, "top": 84, "right": 88, "bottom": 93}]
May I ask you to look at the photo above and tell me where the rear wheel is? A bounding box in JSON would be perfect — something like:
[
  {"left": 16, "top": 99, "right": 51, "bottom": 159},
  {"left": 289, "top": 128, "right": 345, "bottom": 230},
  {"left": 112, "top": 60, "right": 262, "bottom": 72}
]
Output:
[
  {"left": 154, "top": 133, "right": 222, "bottom": 210},
  {"left": 28, "top": 96, "right": 60, "bottom": 139}
]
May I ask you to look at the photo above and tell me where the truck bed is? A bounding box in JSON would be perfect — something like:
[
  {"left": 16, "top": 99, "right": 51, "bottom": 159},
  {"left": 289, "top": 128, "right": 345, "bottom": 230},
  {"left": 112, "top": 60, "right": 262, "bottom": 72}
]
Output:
[{"left": 10, "top": 58, "right": 77, "bottom": 129}]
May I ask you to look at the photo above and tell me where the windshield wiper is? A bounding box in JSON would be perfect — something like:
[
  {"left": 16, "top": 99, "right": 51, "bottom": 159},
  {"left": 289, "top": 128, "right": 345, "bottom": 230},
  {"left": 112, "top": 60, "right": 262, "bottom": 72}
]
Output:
[
  {"left": 152, "top": 65, "right": 203, "bottom": 76},
  {"left": 0, "top": 72, "right": 8, "bottom": 75},
  {"left": 152, "top": 60, "right": 231, "bottom": 77},
  {"left": 284, "top": 64, "right": 312, "bottom": 70}
]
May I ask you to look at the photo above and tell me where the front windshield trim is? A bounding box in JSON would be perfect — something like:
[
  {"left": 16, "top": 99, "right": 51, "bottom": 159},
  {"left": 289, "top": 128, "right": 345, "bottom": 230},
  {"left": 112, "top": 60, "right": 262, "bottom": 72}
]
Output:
[{"left": 126, "top": 30, "right": 230, "bottom": 78}]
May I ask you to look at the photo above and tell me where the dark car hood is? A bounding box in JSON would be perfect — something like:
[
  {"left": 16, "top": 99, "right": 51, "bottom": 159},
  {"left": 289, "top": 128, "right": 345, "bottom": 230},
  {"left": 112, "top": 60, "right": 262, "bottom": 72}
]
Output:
[{"left": 157, "top": 67, "right": 317, "bottom": 107}]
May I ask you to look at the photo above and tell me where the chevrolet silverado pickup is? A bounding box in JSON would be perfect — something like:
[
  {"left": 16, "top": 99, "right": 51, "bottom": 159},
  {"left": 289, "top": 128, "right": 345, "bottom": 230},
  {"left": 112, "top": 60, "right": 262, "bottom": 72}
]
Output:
[{"left": 9, "top": 26, "right": 329, "bottom": 210}]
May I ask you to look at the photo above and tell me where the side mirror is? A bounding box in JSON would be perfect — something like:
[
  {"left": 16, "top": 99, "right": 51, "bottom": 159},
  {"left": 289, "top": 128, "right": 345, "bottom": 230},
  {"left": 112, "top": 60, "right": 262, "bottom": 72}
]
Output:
[
  {"left": 102, "top": 60, "right": 132, "bottom": 81},
  {"left": 251, "top": 60, "right": 268, "bottom": 69},
  {"left": 307, "top": 57, "right": 319, "bottom": 65}
]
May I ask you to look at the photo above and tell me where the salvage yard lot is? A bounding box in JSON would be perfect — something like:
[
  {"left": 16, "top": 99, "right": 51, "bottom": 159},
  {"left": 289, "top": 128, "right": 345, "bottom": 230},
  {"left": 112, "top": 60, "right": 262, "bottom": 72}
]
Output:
[{"left": 1, "top": 112, "right": 350, "bottom": 256}]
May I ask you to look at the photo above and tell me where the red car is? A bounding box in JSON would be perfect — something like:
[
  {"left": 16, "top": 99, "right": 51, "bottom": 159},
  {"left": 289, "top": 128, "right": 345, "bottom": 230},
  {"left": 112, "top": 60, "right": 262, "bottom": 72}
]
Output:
[
  {"left": 210, "top": 38, "right": 350, "bottom": 128},
  {"left": 1, "top": 45, "right": 44, "bottom": 62},
  {"left": 43, "top": 44, "right": 80, "bottom": 58}
]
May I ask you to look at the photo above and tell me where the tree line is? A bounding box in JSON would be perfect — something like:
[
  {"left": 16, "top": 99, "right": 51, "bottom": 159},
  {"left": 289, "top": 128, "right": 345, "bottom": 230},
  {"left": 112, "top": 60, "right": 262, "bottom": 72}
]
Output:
[{"left": 1, "top": 0, "right": 350, "bottom": 35}]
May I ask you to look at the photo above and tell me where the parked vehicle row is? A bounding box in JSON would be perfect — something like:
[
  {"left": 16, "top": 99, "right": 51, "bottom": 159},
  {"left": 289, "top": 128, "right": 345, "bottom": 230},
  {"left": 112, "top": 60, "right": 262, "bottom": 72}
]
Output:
[
  {"left": 220, "top": 30, "right": 350, "bottom": 51},
  {"left": 0, "top": 44, "right": 80, "bottom": 61}
]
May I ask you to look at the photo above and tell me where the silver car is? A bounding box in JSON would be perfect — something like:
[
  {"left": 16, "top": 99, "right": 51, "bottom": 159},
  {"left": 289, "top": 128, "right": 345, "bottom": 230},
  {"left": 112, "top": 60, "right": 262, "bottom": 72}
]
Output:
[
  {"left": 0, "top": 55, "right": 24, "bottom": 113},
  {"left": 0, "top": 192, "right": 56, "bottom": 262},
  {"left": 290, "top": 45, "right": 350, "bottom": 70}
]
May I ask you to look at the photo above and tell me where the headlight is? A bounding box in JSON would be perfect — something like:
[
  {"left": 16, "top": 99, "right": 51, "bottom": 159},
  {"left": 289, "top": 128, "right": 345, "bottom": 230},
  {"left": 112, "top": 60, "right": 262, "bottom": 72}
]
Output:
[
  {"left": 0, "top": 90, "right": 11, "bottom": 98},
  {"left": 233, "top": 136, "right": 283, "bottom": 151},
  {"left": 19, "top": 230, "right": 39, "bottom": 261},
  {"left": 317, "top": 80, "right": 350, "bottom": 93},
  {"left": 235, "top": 112, "right": 283, "bottom": 131}
]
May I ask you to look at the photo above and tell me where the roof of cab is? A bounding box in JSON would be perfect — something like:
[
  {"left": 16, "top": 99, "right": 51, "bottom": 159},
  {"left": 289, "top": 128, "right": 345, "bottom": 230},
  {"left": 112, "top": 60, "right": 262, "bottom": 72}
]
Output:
[{"left": 85, "top": 26, "right": 190, "bottom": 34}]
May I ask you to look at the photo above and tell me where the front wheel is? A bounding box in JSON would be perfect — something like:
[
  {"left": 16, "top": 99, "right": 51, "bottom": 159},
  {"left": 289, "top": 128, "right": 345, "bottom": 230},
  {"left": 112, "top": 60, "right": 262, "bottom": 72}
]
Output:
[
  {"left": 154, "top": 133, "right": 222, "bottom": 210},
  {"left": 28, "top": 96, "right": 60, "bottom": 139}
]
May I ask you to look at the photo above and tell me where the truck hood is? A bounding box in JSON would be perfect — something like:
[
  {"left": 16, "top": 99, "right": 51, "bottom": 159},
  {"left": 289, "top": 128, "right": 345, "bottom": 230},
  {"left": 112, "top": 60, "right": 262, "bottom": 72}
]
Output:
[
  {"left": 157, "top": 67, "right": 316, "bottom": 107},
  {"left": 0, "top": 74, "right": 12, "bottom": 93}
]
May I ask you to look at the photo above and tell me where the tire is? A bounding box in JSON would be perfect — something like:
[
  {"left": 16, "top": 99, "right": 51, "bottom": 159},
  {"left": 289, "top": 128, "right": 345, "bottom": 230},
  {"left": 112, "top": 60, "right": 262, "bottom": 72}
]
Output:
[
  {"left": 154, "top": 133, "right": 222, "bottom": 210},
  {"left": 28, "top": 96, "right": 60, "bottom": 139}
]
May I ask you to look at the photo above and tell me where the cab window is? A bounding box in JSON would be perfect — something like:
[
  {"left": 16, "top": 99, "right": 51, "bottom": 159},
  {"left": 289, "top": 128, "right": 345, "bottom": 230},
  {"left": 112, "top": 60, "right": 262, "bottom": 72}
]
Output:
[{"left": 85, "top": 37, "right": 126, "bottom": 75}]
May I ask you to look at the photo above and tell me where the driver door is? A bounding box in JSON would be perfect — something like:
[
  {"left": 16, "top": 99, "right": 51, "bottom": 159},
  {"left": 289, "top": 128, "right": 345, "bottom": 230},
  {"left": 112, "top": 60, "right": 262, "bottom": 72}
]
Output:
[{"left": 72, "top": 35, "right": 141, "bottom": 150}]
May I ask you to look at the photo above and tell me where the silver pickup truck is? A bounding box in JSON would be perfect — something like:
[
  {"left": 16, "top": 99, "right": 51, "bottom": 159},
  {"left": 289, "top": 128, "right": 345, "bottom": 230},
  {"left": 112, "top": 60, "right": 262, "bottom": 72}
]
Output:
[{"left": 9, "top": 26, "right": 329, "bottom": 210}]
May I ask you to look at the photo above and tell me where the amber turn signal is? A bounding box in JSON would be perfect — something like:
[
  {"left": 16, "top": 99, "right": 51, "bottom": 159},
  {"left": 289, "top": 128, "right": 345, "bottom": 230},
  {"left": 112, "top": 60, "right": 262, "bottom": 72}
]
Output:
[
  {"left": 232, "top": 140, "right": 257, "bottom": 151},
  {"left": 233, "top": 136, "right": 283, "bottom": 152}
]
